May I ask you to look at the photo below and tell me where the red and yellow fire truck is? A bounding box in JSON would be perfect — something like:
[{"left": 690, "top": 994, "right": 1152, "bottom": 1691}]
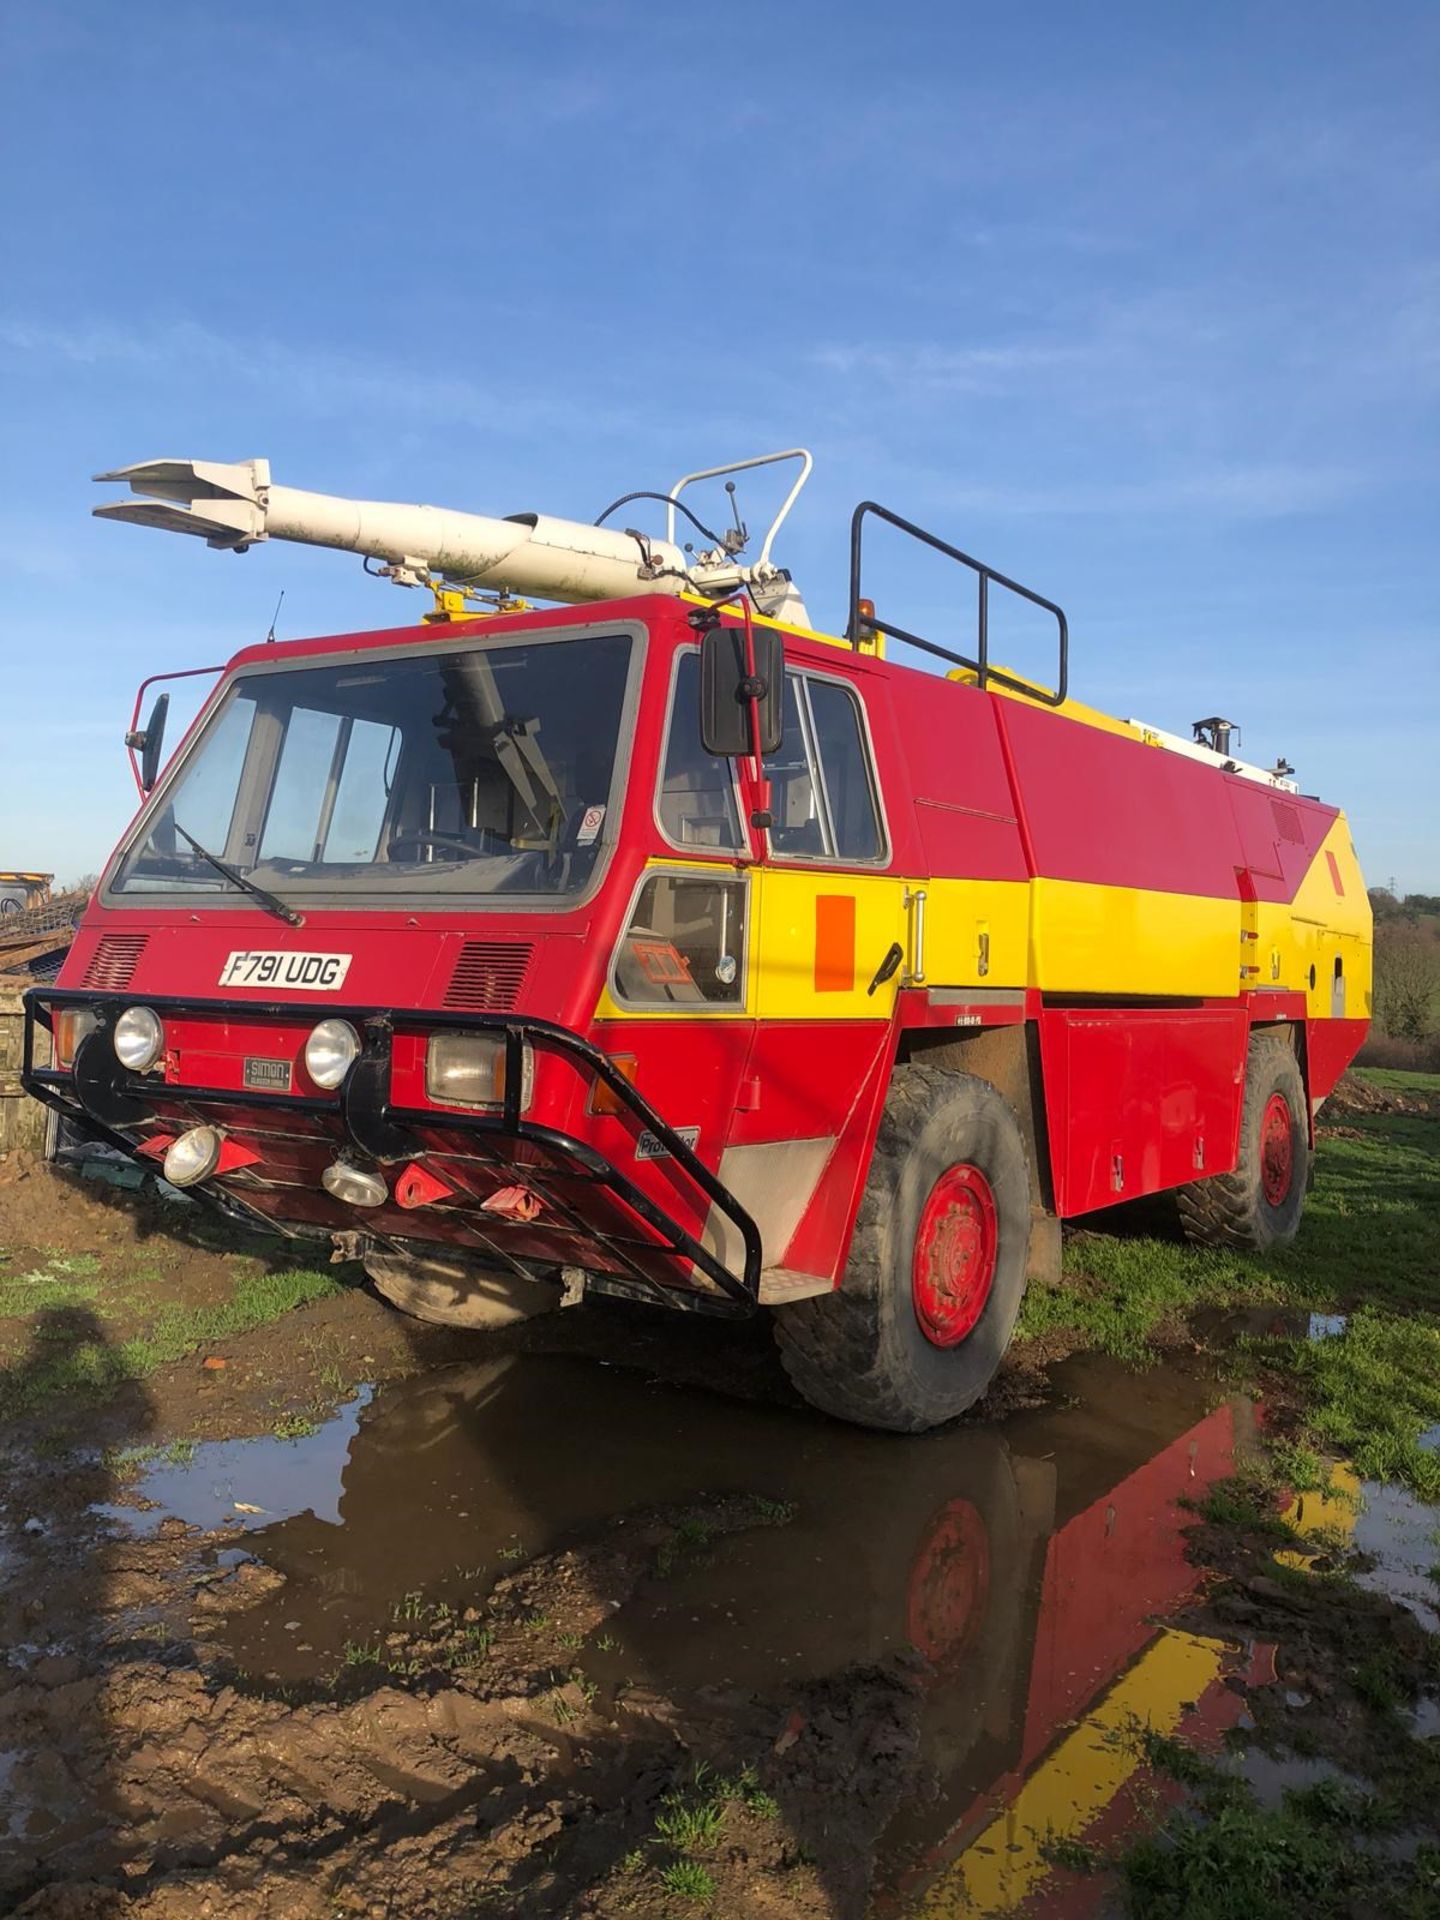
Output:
[{"left": 24, "top": 451, "right": 1371, "bottom": 1429}]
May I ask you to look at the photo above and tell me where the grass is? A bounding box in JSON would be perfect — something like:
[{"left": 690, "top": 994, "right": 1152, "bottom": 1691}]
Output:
[
  {"left": 1194, "top": 1475, "right": 1295, "bottom": 1540},
  {"left": 634, "top": 1760, "right": 781, "bottom": 1905},
  {"left": 0, "top": 1251, "right": 104, "bottom": 1317},
  {"left": 1357, "top": 1067, "right": 1440, "bottom": 1093},
  {"left": 649, "top": 1762, "right": 779, "bottom": 1854},
  {"left": 1120, "top": 1733, "right": 1440, "bottom": 1918},
  {"left": 1253, "top": 1307, "right": 1440, "bottom": 1499},
  {"left": 654, "top": 1515, "right": 717, "bottom": 1579},
  {"left": 272, "top": 1410, "right": 319, "bottom": 1440},
  {"left": 657, "top": 1860, "right": 715, "bottom": 1901},
  {"left": 653, "top": 1774, "right": 727, "bottom": 1851},
  {"left": 1018, "top": 1106, "right": 1440, "bottom": 1491},
  {"left": 0, "top": 1264, "right": 343, "bottom": 1424}
]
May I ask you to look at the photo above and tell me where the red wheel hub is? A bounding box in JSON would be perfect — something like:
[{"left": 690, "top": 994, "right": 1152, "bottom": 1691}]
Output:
[
  {"left": 907, "top": 1498, "right": 990, "bottom": 1668},
  {"left": 912, "top": 1164, "right": 998, "bottom": 1348},
  {"left": 1260, "top": 1092, "right": 1295, "bottom": 1207}
]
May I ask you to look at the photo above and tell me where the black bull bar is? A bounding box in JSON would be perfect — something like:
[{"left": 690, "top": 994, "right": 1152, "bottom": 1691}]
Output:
[{"left": 21, "top": 988, "right": 762, "bottom": 1318}]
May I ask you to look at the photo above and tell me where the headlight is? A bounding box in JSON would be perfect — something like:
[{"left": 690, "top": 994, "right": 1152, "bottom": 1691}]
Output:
[
  {"left": 305, "top": 1018, "right": 361, "bottom": 1090},
  {"left": 425, "top": 1032, "right": 533, "bottom": 1111},
  {"left": 163, "top": 1125, "right": 222, "bottom": 1188},
  {"left": 114, "top": 1005, "right": 163, "bottom": 1072},
  {"left": 54, "top": 1007, "right": 99, "bottom": 1069}
]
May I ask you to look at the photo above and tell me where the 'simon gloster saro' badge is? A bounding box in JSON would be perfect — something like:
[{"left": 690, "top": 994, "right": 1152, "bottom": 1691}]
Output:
[{"left": 243, "top": 1057, "right": 293, "bottom": 1091}]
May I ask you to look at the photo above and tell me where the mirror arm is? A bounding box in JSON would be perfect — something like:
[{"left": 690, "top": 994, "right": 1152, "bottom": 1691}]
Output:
[
  {"left": 708, "top": 597, "right": 774, "bottom": 833},
  {"left": 124, "top": 663, "right": 224, "bottom": 797},
  {"left": 737, "top": 600, "right": 773, "bottom": 830}
]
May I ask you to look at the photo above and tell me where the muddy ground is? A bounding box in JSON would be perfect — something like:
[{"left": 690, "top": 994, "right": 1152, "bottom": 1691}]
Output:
[{"left": 1, "top": 1092, "right": 1437, "bottom": 1919}]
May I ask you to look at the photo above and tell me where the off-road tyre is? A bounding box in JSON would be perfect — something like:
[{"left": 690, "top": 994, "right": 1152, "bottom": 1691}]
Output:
[
  {"left": 773, "top": 1065, "right": 1032, "bottom": 1433},
  {"left": 1176, "top": 1031, "right": 1308, "bottom": 1252}
]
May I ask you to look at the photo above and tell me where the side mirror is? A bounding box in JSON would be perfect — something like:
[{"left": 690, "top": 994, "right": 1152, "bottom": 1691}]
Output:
[
  {"left": 699, "top": 623, "right": 784, "bottom": 758},
  {"left": 126, "top": 693, "right": 170, "bottom": 792}
]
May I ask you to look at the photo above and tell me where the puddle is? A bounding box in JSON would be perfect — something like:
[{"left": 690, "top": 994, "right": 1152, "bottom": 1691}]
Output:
[
  {"left": 1233, "top": 1748, "right": 1368, "bottom": 1811},
  {"left": 100, "top": 1342, "right": 1438, "bottom": 1913},
  {"left": 99, "top": 1388, "right": 372, "bottom": 1534},
  {"left": 1307, "top": 1312, "right": 1348, "bottom": 1340},
  {"left": 106, "top": 1343, "right": 1254, "bottom": 1909},
  {"left": 1352, "top": 1473, "right": 1440, "bottom": 1636}
]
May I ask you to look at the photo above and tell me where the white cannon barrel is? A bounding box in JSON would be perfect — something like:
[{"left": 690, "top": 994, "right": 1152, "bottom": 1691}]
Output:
[{"left": 93, "top": 457, "right": 691, "bottom": 604}]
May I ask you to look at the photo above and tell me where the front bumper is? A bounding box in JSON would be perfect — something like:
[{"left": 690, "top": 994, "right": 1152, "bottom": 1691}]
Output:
[{"left": 22, "top": 988, "right": 761, "bottom": 1318}]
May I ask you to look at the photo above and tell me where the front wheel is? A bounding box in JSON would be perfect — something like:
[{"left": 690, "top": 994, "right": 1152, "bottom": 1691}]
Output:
[
  {"left": 1176, "top": 1032, "right": 1308, "bottom": 1251},
  {"left": 774, "top": 1066, "right": 1032, "bottom": 1432}
]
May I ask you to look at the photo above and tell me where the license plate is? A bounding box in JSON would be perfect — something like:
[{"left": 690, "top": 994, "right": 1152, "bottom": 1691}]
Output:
[
  {"left": 244, "top": 1057, "right": 293, "bottom": 1091},
  {"left": 219, "top": 951, "right": 352, "bottom": 991}
]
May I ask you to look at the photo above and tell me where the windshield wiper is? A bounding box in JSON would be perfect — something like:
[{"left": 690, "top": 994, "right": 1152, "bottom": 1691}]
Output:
[{"left": 173, "top": 824, "right": 303, "bottom": 928}]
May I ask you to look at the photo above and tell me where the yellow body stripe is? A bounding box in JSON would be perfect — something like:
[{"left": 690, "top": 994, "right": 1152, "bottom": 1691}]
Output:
[{"left": 916, "top": 1627, "right": 1229, "bottom": 1916}]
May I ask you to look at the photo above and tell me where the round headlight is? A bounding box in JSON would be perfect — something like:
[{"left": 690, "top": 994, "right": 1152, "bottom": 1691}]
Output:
[
  {"left": 305, "top": 1018, "right": 361, "bottom": 1090},
  {"left": 163, "top": 1125, "right": 222, "bottom": 1188},
  {"left": 114, "top": 1005, "right": 163, "bottom": 1072}
]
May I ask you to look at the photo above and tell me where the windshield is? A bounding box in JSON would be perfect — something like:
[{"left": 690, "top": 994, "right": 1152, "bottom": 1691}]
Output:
[{"left": 111, "top": 630, "right": 635, "bottom": 903}]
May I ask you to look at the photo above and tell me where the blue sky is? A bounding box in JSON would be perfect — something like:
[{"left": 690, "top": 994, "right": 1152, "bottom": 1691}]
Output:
[{"left": 1, "top": 1, "right": 1435, "bottom": 890}]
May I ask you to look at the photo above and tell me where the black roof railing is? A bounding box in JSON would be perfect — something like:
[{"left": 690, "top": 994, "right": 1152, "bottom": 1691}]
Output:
[{"left": 846, "top": 500, "right": 1069, "bottom": 708}]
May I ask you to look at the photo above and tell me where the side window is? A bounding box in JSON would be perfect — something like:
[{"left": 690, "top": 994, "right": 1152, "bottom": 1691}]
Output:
[
  {"left": 657, "top": 653, "right": 745, "bottom": 853},
  {"left": 614, "top": 872, "right": 747, "bottom": 1007},
  {"left": 806, "top": 678, "right": 884, "bottom": 861},
  {"left": 766, "top": 677, "right": 826, "bottom": 857},
  {"left": 767, "top": 674, "right": 884, "bottom": 864}
]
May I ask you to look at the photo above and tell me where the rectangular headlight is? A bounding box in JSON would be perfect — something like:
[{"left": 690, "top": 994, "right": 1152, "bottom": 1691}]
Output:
[
  {"left": 54, "top": 1007, "right": 99, "bottom": 1070},
  {"left": 425, "top": 1032, "right": 533, "bottom": 1111}
]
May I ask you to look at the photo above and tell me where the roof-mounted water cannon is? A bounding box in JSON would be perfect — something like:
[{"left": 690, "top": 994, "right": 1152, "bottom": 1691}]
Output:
[{"left": 91, "top": 448, "right": 813, "bottom": 625}]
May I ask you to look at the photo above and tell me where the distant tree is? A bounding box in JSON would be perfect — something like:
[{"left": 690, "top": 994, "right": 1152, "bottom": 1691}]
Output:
[
  {"left": 1402, "top": 892, "right": 1440, "bottom": 917},
  {"left": 1373, "top": 923, "right": 1440, "bottom": 1039},
  {"left": 1368, "top": 886, "right": 1400, "bottom": 920},
  {"left": 62, "top": 873, "right": 100, "bottom": 897}
]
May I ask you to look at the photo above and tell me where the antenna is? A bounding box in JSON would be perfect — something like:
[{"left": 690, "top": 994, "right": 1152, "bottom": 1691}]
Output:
[{"left": 264, "top": 589, "right": 285, "bottom": 645}]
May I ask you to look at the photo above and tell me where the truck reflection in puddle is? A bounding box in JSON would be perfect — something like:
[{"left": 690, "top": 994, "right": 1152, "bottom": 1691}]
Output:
[{"left": 182, "top": 1349, "right": 1260, "bottom": 1914}]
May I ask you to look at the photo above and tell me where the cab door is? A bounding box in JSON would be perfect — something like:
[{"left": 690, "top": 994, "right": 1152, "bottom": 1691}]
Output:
[{"left": 739, "top": 665, "right": 910, "bottom": 1279}]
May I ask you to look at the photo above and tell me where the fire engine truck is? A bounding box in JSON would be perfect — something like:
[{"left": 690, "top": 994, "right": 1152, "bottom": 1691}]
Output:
[{"left": 23, "top": 451, "right": 1371, "bottom": 1430}]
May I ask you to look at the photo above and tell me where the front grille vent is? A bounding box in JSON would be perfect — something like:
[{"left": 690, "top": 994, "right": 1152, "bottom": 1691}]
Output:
[
  {"left": 83, "top": 934, "right": 148, "bottom": 992},
  {"left": 442, "top": 941, "right": 534, "bottom": 1012}
]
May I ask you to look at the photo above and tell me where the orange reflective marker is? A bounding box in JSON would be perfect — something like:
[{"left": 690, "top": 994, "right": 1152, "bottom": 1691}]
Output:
[{"left": 815, "top": 895, "right": 857, "bottom": 992}]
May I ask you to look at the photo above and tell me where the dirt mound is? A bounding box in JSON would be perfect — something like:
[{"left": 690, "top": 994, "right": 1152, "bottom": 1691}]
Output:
[
  {"left": 1322, "top": 1071, "right": 1439, "bottom": 1120},
  {"left": 0, "top": 1158, "right": 190, "bottom": 1258}
]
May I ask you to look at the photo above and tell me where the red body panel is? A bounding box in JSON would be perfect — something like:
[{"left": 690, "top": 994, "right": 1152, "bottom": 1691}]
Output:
[
  {"left": 884, "top": 674, "right": 1029, "bottom": 882},
  {"left": 1037, "top": 1006, "right": 1249, "bottom": 1217},
  {"left": 997, "top": 698, "right": 1339, "bottom": 901}
]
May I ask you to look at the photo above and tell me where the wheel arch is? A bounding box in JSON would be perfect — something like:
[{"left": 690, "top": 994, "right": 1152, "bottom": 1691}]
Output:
[
  {"left": 1249, "top": 1016, "right": 1312, "bottom": 1142},
  {"left": 897, "top": 1021, "right": 1058, "bottom": 1282},
  {"left": 898, "top": 1022, "right": 1054, "bottom": 1214}
]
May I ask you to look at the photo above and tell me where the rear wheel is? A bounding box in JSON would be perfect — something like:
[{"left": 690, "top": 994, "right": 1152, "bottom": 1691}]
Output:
[
  {"left": 774, "top": 1066, "right": 1032, "bottom": 1432},
  {"left": 1177, "top": 1032, "right": 1308, "bottom": 1251}
]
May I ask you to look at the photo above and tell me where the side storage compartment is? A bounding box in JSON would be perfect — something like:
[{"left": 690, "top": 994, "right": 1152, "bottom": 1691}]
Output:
[{"left": 1036, "top": 1006, "right": 1250, "bottom": 1217}]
